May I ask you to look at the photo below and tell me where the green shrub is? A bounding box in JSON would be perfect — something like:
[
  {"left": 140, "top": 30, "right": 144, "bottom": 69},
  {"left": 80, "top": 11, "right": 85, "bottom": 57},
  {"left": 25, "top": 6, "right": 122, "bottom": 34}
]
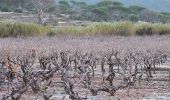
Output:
[
  {"left": 111, "top": 21, "right": 134, "bottom": 36},
  {"left": 0, "top": 21, "right": 51, "bottom": 37},
  {"left": 55, "top": 21, "right": 135, "bottom": 36},
  {"left": 135, "top": 22, "right": 170, "bottom": 35},
  {"left": 0, "top": 5, "right": 12, "bottom": 12},
  {"left": 152, "top": 23, "right": 170, "bottom": 35},
  {"left": 45, "top": 6, "right": 56, "bottom": 13},
  {"left": 135, "top": 23, "right": 153, "bottom": 35},
  {"left": 14, "top": 8, "right": 23, "bottom": 13},
  {"left": 47, "top": 29, "right": 57, "bottom": 37},
  {"left": 0, "top": 21, "right": 170, "bottom": 37},
  {"left": 55, "top": 21, "right": 170, "bottom": 36}
]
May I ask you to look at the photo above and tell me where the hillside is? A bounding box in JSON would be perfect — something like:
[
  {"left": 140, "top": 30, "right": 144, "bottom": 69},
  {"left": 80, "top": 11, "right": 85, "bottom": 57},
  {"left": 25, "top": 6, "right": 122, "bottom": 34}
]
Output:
[
  {"left": 71, "top": 0, "right": 170, "bottom": 13},
  {"left": 1, "top": 0, "right": 170, "bottom": 23},
  {"left": 122, "top": 0, "right": 170, "bottom": 13}
]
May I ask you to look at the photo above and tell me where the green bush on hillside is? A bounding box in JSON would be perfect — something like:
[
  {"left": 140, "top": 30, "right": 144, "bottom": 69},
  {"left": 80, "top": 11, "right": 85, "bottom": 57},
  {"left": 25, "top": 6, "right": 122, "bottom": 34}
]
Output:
[{"left": 0, "top": 5, "right": 12, "bottom": 12}]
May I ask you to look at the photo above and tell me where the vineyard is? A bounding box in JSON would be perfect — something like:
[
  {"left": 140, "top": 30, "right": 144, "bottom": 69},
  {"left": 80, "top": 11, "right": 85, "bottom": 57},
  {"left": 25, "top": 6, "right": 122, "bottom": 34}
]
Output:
[{"left": 0, "top": 36, "right": 170, "bottom": 100}]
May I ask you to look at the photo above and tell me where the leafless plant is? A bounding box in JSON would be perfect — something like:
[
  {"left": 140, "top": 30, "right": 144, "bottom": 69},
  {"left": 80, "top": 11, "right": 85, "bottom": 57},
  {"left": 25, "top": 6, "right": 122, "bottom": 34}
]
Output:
[{"left": 0, "top": 36, "right": 170, "bottom": 100}]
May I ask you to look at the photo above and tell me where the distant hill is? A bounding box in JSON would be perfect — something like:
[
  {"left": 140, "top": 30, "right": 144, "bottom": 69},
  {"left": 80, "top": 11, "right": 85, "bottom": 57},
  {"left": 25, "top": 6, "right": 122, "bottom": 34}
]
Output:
[
  {"left": 122, "top": 0, "right": 170, "bottom": 13},
  {"left": 66, "top": 0, "right": 170, "bottom": 13}
]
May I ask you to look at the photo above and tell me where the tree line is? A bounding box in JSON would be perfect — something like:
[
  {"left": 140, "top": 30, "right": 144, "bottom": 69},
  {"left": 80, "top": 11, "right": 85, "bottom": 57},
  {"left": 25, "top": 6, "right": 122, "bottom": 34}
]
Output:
[{"left": 0, "top": 0, "right": 170, "bottom": 23}]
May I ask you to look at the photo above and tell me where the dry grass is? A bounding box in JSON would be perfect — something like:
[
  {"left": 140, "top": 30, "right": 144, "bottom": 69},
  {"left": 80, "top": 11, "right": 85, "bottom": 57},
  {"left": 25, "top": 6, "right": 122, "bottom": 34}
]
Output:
[
  {"left": 0, "top": 21, "right": 51, "bottom": 37},
  {"left": 54, "top": 21, "right": 170, "bottom": 36},
  {"left": 1, "top": 21, "right": 170, "bottom": 37}
]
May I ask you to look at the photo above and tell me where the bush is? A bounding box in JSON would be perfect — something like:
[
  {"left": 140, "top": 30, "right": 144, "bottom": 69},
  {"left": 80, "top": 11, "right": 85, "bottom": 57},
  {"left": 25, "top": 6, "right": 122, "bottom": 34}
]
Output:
[
  {"left": 0, "top": 21, "right": 51, "bottom": 37},
  {"left": 45, "top": 6, "right": 56, "bottom": 13},
  {"left": 1, "top": 21, "right": 170, "bottom": 37},
  {"left": 0, "top": 5, "right": 12, "bottom": 12},
  {"left": 47, "top": 29, "right": 57, "bottom": 37},
  {"left": 152, "top": 23, "right": 170, "bottom": 35},
  {"left": 129, "top": 14, "right": 139, "bottom": 22},
  {"left": 55, "top": 21, "right": 170, "bottom": 36},
  {"left": 135, "top": 23, "right": 153, "bottom": 35},
  {"left": 135, "top": 22, "right": 170, "bottom": 35},
  {"left": 55, "top": 21, "right": 135, "bottom": 36},
  {"left": 14, "top": 8, "right": 23, "bottom": 13}
]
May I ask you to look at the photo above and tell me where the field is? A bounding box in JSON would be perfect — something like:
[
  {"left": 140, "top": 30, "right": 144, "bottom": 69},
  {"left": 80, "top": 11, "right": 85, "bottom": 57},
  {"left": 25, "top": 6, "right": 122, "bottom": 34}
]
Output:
[
  {"left": 1, "top": 0, "right": 170, "bottom": 100},
  {"left": 0, "top": 36, "right": 170, "bottom": 100}
]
